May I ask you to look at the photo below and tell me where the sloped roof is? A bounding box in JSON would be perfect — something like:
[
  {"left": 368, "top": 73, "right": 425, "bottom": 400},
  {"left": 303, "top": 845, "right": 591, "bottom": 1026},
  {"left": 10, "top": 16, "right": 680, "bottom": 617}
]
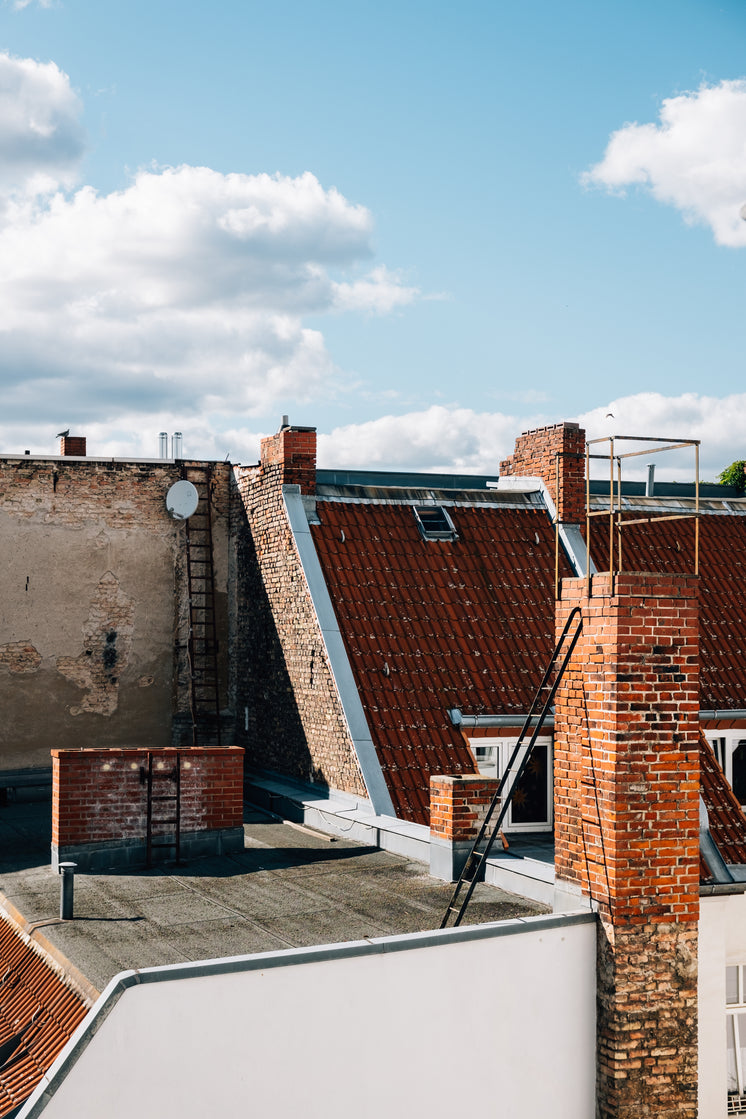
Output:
[
  {"left": 0, "top": 915, "right": 87, "bottom": 1117},
  {"left": 589, "top": 513, "right": 746, "bottom": 710},
  {"left": 311, "top": 496, "right": 572, "bottom": 824},
  {"left": 699, "top": 730, "right": 746, "bottom": 880}
]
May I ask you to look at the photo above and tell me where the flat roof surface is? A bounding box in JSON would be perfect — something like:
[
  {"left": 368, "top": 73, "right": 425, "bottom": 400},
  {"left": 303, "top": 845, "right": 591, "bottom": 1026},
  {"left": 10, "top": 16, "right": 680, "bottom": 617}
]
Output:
[{"left": 0, "top": 799, "right": 547, "bottom": 994}]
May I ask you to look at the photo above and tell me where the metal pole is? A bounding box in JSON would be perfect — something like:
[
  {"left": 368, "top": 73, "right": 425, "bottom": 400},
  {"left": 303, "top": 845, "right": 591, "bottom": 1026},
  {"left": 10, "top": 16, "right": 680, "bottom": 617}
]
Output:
[{"left": 59, "top": 862, "right": 77, "bottom": 920}]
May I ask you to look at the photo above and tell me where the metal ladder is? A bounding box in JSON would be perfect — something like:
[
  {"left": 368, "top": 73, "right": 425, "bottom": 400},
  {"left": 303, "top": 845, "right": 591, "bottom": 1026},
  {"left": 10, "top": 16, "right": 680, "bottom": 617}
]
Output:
[
  {"left": 142, "top": 752, "right": 181, "bottom": 867},
  {"left": 181, "top": 463, "right": 222, "bottom": 748},
  {"left": 440, "top": 607, "right": 583, "bottom": 929}
]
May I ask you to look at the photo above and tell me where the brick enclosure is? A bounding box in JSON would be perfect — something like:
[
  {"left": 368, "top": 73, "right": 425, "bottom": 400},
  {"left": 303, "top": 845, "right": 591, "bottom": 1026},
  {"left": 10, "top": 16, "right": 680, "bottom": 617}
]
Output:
[
  {"left": 230, "top": 428, "right": 367, "bottom": 797},
  {"left": 555, "top": 573, "right": 699, "bottom": 1118},
  {"left": 52, "top": 746, "right": 244, "bottom": 870},
  {"left": 499, "top": 421, "right": 586, "bottom": 524},
  {"left": 429, "top": 775, "right": 499, "bottom": 841},
  {"left": 429, "top": 773, "right": 500, "bottom": 881}
]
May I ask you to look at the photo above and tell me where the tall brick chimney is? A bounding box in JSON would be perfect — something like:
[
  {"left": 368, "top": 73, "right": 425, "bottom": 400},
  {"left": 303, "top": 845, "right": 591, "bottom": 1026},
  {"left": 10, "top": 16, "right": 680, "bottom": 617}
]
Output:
[
  {"left": 555, "top": 572, "right": 699, "bottom": 1118},
  {"left": 500, "top": 421, "right": 585, "bottom": 524},
  {"left": 259, "top": 423, "right": 316, "bottom": 494},
  {"left": 60, "top": 435, "right": 86, "bottom": 456}
]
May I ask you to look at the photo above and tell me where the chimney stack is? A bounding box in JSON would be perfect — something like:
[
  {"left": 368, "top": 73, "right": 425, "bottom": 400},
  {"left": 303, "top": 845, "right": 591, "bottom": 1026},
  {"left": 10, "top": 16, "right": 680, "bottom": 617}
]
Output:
[
  {"left": 500, "top": 422, "right": 586, "bottom": 524},
  {"left": 260, "top": 422, "right": 317, "bottom": 494},
  {"left": 60, "top": 436, "right": 86, "bottom": 457}
]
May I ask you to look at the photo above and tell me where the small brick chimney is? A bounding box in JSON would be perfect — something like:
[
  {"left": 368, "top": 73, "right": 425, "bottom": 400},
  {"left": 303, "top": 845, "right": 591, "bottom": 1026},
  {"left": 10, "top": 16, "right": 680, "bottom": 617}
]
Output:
[
  {"left": 500, "top": 421, "right": 585, "bottom": 524},
  {"left": 260, "top": 422, "right": 316, "bottom": 494},
  {"left": 60, "top": 435, "right": 86, "bottom": 457}
]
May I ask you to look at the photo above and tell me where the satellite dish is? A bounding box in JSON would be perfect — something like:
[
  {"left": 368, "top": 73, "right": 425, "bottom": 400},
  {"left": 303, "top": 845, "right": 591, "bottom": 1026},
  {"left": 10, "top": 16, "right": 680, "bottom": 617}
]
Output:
[{"left": 166, "top": 480, "right": 199, "bottom": 520}]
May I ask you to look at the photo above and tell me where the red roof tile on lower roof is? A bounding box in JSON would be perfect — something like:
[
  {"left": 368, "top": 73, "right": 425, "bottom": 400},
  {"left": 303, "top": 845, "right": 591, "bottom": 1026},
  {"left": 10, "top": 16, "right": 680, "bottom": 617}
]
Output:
[
  {"left": 312, "top": 501, "right": 572, "bottom": 825},
  {"left": 699, "top": 730, "right": 746, "bottom": 876},
  {"left": 590, "top": 514, "right": 746, "bottom": 711},
  {"left": 0, "top": 915, "right": 88, "bottom": 1118}
]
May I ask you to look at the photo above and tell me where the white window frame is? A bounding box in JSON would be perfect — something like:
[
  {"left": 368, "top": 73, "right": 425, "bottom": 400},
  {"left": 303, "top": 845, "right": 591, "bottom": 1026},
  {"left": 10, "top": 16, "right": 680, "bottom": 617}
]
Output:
[
  {"left": 727, "top": 964, "right": 746, "bottom": 1112},
  {"left": 704, "top": 731, "right": 746, "bottom": 807},
  {"left": 469, "top": 735, "right": 553, "bottom": 833}
]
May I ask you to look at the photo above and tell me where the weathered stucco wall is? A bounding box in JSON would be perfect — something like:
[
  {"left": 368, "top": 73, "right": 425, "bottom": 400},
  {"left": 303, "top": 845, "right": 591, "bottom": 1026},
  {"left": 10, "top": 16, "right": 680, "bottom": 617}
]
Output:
[{"left": 0, "top": 457, "right": 230, "bottom": 770}]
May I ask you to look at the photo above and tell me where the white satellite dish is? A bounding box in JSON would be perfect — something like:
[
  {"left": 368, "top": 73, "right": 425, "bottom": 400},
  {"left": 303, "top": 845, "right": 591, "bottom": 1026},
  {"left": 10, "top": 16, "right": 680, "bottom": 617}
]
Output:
[{"left": 166, "top": 479, "right": 199, "bottom": 520}]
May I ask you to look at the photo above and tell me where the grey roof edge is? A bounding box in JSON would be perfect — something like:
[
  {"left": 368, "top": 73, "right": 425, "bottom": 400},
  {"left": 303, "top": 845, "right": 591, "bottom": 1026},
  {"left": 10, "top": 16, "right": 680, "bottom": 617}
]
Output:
[
  {"left": 17, "top": 910, "right": 595, "bottom": 1118},
  {"left": 282, "top": 486, "right": 396, "bottom": 818}
]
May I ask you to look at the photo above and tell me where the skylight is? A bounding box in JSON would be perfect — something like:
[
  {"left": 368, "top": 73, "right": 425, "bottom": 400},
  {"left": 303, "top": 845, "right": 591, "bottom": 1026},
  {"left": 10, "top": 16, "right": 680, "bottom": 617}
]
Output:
[{"left": 413, "top": 505, "right": 458, "bottom": 541}]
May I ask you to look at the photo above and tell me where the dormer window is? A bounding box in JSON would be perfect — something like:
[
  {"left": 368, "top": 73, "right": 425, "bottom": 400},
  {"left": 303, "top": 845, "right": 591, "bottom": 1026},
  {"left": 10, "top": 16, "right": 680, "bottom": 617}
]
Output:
[{"left": 413, "top": 505, "right": 458, "bottom": 541}]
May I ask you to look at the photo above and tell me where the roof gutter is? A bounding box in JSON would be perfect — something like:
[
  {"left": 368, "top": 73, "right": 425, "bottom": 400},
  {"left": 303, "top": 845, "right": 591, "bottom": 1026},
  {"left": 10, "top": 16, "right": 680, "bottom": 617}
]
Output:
[
  {"left": 449, "top": 709, "right": 554, "bottom": 730},
  {"left": 450, "top": 709, "right": 746, "bottom": 728}
]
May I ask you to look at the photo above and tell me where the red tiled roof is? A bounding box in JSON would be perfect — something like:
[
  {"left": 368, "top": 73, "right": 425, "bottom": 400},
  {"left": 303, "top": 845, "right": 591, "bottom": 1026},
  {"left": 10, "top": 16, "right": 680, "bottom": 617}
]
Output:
[
  {"left": 699, "top": 730, "right": 746, "bottom": 878},
  {"left": 312, "top": 500, "right": 572, "bottom": 824},
  {"left": 589, "top": 514, "right": 746, "bottom": 710},
  {"left": 0, "top": 915, "right": 88, "bottom": 1117}
]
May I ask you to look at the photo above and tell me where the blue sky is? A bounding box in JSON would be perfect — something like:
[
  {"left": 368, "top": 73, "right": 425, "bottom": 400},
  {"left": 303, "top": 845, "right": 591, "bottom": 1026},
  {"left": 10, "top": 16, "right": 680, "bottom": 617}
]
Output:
[{"left": 1, "top": 0, "right": 746, "bottom": 479}]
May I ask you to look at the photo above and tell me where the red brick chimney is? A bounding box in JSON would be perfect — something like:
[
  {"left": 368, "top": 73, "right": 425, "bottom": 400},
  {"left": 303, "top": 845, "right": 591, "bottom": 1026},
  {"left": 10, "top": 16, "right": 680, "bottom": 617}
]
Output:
[
  {"left": 555, "top": 572, "right": 699, "bottom": 1117},
  {"left": 60, "top": 435, "right": 86, "bottom": 456},
  {"left": 260, "top": 423, "right": 316, "bottom": 495},
  {"left": 500, "top": 421, "right": 585, "bottom": 523}
]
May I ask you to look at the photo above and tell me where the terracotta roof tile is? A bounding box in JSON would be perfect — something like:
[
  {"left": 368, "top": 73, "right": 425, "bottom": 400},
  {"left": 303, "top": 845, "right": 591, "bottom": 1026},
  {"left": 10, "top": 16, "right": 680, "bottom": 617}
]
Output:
[
  {"left": 0, "top": 916, "right": 88, "bottom": 1117},
  {"left": 699, "top": 730, "right": 746, "bottom": 873},
  {"left": 590, "top": 514, "right": 746, "bottom": 710},
  {"left": 312, "top": 501, "right": 570, "bottom": 825}
]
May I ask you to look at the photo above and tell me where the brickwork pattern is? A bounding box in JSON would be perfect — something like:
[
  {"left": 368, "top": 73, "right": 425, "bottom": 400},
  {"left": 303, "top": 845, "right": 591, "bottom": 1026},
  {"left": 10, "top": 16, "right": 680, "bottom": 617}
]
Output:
[
  {"left": 499, "top": 421, "right": 586, "bottom": 524},
  {"left": 429, "top": 775, "right": 499, "bottom": 841},
  {"left": 60, "top": 436, "right": 86, "bottom": 456},
  {"left": 52, "top": 746, "right": 244, "bottom": 847},
  {"left": 554, "top": 572, "right": 699, "bottom": 1117},
  {"left": 0, "top": 458, "right": 183, "bottom": 527},
  {"left": 230, "top": 429, "right": 367, "bottom": 797}
]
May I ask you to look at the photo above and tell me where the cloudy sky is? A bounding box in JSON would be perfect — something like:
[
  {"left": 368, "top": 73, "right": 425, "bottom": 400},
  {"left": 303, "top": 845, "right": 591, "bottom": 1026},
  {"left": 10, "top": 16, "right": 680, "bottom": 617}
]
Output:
[{"left": 2, "top": 0, "right": 746, "bottom": 480}]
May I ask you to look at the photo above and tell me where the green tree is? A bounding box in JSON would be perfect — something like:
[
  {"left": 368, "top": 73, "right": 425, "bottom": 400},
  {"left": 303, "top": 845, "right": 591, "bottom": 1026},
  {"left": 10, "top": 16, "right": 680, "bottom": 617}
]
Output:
[{"left": 718, "top": 460, "right": 746, "bottom": 492}]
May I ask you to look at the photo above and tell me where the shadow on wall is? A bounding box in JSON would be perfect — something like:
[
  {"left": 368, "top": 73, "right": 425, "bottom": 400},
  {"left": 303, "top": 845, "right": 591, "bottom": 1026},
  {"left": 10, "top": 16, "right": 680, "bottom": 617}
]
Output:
[{"left": 231, "top": 500, "right": 329, "bottom": 791}]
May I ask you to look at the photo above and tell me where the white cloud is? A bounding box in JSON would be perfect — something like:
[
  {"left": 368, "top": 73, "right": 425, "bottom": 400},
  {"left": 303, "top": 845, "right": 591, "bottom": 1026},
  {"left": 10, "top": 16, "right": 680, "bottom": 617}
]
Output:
[
  {"left": 333, "top": 265, "right": 420, "bottom": 314},
  {"left": 583, "top": 80, "right": 746, "bottom": 246},
  {"left": 579, "top": 391, "right": 746, "bottom": 481},
  {"left": 0, "top": 164, "right": 419, "bottom": 441},
  {"left": 318, "top": 406, "right": 540, "bottom": 474},
  {"left": 0, "top": 51, "right": 84, "bottom": 194},
  {"left": 312, "top": 393, "right": 746, "bottom": 482}
]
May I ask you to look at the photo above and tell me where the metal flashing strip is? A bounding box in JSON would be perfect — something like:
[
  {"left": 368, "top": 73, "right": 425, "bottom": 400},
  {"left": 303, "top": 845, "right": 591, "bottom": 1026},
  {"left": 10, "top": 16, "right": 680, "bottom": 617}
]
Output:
[
  {"left": 700, "top": 795, "right": 735, "bottom": 884},
  {"left": 489, "top": 476, "right": 596, "bottom": 578},
  {"left": 18, "top": 910, "right": 595, "bottom": 1119},
  {"left": 282, "top": 486, "right": 395, "bottom": 818},
  {"left": 313, "top": 490, "right": 543, "bottom": 511}
]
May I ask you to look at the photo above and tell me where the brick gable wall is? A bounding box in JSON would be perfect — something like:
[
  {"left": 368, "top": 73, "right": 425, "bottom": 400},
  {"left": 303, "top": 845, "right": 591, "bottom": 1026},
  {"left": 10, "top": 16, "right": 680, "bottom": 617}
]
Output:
[{"left": 229, "top": 430, "right": 367, "bottom": 797}]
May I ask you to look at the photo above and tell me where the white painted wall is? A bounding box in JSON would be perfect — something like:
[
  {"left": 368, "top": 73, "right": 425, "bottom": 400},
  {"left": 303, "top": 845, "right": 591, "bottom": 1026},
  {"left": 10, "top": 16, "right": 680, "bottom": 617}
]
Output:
[
  {"left": 23, "top": 914, "right": 596, "bottom": 1119},
  {"left": 699, "top": 893, "right": 746, "bottom": 1117}
]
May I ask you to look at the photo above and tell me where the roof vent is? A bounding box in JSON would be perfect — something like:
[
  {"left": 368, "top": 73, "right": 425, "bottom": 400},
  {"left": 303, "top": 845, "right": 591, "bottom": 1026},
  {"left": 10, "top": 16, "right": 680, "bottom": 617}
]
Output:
[{"left": 413, "top": 504, "right": 458, "bottom": 541}]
